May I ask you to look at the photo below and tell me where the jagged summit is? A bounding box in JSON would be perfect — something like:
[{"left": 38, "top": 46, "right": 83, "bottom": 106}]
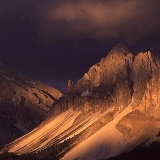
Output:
[
  {"left": 67, "top": 44, "right": 133, "bottom": 99},
  {"left": 55, "top": 45, "right": 160, "bottom": 121},
  {"left": 67, "top": 44, "right": 129, "bottom": 93},
  {"left": 109, "top": 43, "right": 129, "bottom": 55}
]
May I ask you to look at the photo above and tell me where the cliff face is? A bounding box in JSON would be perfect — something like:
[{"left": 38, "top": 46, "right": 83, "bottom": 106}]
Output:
[
  {"left": 54, "top": 44, "right": 160, "bottom": 119},
  {"left": 0, "top": 64, "right": 63, "bottom": 145},
  {"left": 132, "top": 51, "right": 160, "bottom": 118}
]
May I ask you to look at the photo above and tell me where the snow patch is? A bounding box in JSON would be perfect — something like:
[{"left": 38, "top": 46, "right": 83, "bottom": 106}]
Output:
[
  {"left": 25, "top": 81, "right": 36, "bottom": 85},
  {"left": 81, "top": 89, "right": 91, "bottom": 97},
  {"left": 3, "top": 75, "right": 12, "bottom": 81}
]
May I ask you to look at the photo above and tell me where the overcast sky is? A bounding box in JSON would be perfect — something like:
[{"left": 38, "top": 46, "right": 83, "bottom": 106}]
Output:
[{"left": 0, "top": 0, "right": 160, "bottom": 92}]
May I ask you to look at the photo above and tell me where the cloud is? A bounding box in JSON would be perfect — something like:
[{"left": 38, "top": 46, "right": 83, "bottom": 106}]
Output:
[{"left": 37, "top": 0, "right": 160, "bottom": 43}]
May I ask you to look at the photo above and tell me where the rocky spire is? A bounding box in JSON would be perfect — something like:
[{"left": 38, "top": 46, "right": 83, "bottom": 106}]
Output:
[{"left": 67, "top": 80, "right": 74, "bottom": 92}]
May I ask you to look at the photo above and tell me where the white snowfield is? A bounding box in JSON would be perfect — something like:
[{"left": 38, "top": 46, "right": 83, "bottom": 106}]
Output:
[
  {"left": 4, "top": 107, "right": 114, "bottom": 155},
  {"left": 61, "top": 105, "right": 133, "bottom": 160}
]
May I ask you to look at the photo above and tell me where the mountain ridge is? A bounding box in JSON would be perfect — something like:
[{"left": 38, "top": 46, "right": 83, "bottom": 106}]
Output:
[
  {"left": 0, "top": 44, "right": 160, "bottom": 159},
  {"left": 0, "top": 63, "right": 63, "bottom": 145}
]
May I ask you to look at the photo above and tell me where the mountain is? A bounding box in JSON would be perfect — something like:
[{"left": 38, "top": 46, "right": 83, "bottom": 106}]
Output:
[
  {"left": 0, "top": 64, "right": 63, "bottom": 146},
  {"left": 0, "top": 44, "right": 160, "bottom": 160}
]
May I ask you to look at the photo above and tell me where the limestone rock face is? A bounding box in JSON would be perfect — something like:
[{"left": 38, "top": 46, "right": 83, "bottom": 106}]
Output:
[
  {"left": 69, "top": 44, "right": 133, "bottom": 93},
  {"left": 54, "top": 44, "right": 160, "bottom": 120},
  {"left": 0, "top": 64, "right": 63, "bottom": 145},
  {"left": 132, "top": 51, "right": 160, "bottom": 118},
  {"left": 116, "top": 110, "right": 160, "bottom": 151},
  {"left": 55, "top": 44, "right": 134, "bottom": 114}
]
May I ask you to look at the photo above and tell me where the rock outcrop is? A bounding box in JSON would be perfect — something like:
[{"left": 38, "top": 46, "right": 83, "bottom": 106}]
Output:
[{"left": 132, "top": 51, "right": 160, "bottom": 118}]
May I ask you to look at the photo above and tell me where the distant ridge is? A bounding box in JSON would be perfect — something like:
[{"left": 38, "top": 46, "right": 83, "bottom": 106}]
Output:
[{"left": 0, "top": 63, "right": 63, "bottom": 145}]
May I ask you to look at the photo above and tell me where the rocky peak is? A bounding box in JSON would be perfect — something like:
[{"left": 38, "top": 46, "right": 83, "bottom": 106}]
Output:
[
  {"left": 59, "top": 45, "right": 160, "bottom": 119},
  {"left": 60, "top": 44, "right": 135, "bottom": 115},
  {"left": 108, "top": 43, "right": 129, "bottom": 56},
  {"left": 68, "top": 43, "right": 133, "bottom": 94}
]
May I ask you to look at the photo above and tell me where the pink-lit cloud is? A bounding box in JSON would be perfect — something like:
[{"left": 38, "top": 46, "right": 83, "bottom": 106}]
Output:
[{"left": 37, "top": 0, "right": 160, "bottom": 43}]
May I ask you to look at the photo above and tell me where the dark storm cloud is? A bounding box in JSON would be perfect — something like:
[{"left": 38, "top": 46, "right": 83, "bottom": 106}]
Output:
[
  {"left": 38, "top": 0, "right": 160, "bottom": 42},
  {"left": 0, "top": 0, "right": 160, "bottom": 92}
]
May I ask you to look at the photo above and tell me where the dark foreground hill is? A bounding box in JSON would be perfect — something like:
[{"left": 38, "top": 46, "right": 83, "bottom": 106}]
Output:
[{"left": 0, "top": 64, "right": 63, "bottom": 145}]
